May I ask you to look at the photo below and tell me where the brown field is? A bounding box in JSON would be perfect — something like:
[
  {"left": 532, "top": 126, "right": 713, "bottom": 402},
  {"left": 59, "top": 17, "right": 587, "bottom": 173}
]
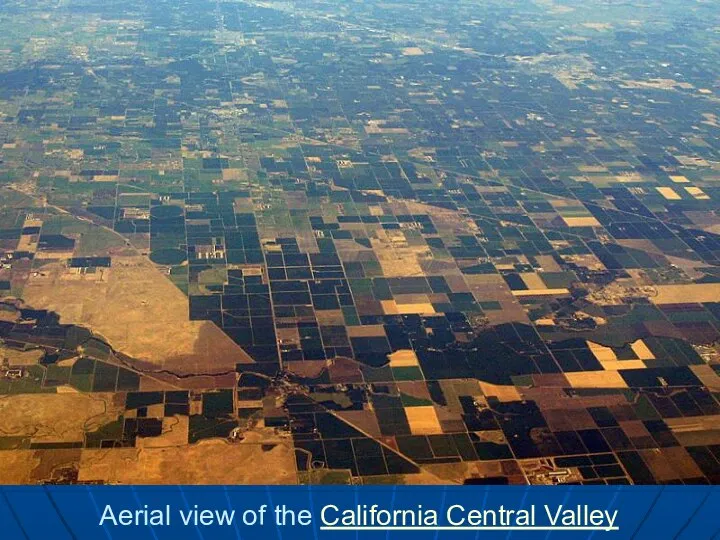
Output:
[
  {"left": 22, "top": 255, "right": 252, "bottom": 374},
  {"left": 347, "top": 325, "right": 386, "bottom": 338},
  {"left": 29, "top": 448, "right": 83, "bottom": 482},
  {"left": 0, "top": 308, "right": 19, "bottom": 322},
  {"left": 657, "top": 447, "right": 704, "bottom": 479},
  {"left": 397, "top": 381, "right": 432, "bottom": 401},
  {"left": 0, "top": 393, "right": 123, "bottom": 444},
  {"left": 365, "top": 470, "right": 452, "bottom": 485},
  {"left": 335, "top": 410, "right": 382, "bottom": 438},
  {"left": 78, "top": 439, "right": 297, "bottom": 484},
  {"left": 421, "top": 460, "right": 526, "bottom": 485},
  {"left": 691, "top": 365, "right": 720, "bottom": 391},
  {"left": 665, "top": 414, "right": 720, "bottom": 446}
]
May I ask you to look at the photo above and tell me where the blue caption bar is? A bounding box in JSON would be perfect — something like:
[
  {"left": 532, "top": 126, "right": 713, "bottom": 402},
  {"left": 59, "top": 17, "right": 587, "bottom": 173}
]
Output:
[{"left": 0, "top": 485, "right": 717, "bottom": 539}]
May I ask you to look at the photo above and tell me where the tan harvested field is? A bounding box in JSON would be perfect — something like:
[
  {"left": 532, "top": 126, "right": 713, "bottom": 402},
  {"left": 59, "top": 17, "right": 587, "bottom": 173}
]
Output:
[
  {"left": 670, "top": 175, "right": 691, "bottom": 183},
  {"left": 511, "top": 288, "right": 569, "bottom": 297},
  {"left": 665, "top": 414, "right": 720, "bottom": 434},
  {"left": 599, "top": 360, "right": 646, "bottom": 370},
  {"left": 382, "top": 299, "right": 436, "bottom": 315},
  {"left": 402, "top": 47, "right": 425, "bottom": 56},
  {"left": 651, "top": 283, "right": 720, "bottom": 304},
  {"left": 479, "top": 381, "right": 522, "bottom": 402},
  {"left": 562, "top": 216, "right": 602, "bottom": 227},
  {"left": 520, "top": 272, "right": 547, "bottom": 290},
  {"left": 405, "top": 405, "right": 442, "bottom": 435},
  {"left": 0, "top": 451, "right": 42, "bottom": 484},
  {"left": 0, "top": 345, "right": 45, "bottom": 366},
  {"left": 656, "top": 186, "right": 682, "bottom": 200},
  {"left": 396, "top": 302, "right": 436, "bottom": 315},
  {"left": 685, "top": 186, "right": 710, "bottom": 200},
  {"left": 22, "top": 256, "right": 252, "bottom": 374},
  {"left": 0, "top": 393, "right": 122, "bottom": 443},
  {"left": 78, "top": 439, "right": 297, "bottom": 484},
  {"left": 630, "top": 339, "right": 655, "bottom": 360},
  {"left": 373, "top": 245, "right": 426, "bottom": 277},
  {"left": 388, "top": 349, "right": 420, "bottom": 367},
  {"left": 564, "top": 371, "right": 628, "bottom": 389},
  {"left": 588, "top": 341, "right": 617, "bottom": 362}
]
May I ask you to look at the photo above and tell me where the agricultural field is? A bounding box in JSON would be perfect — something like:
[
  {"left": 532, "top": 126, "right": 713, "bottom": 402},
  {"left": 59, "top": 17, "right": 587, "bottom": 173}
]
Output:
[{"left": 0, "top": 0, "right": 719, "bottom": 485}]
